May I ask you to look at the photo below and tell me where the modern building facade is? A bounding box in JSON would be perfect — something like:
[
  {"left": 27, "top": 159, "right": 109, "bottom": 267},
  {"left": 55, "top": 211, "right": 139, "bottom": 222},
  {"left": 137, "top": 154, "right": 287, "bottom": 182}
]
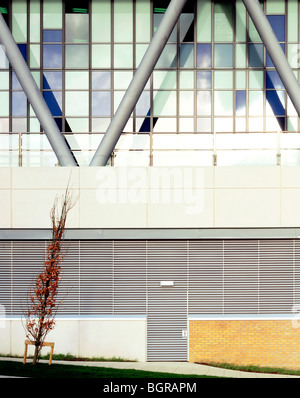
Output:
[{"left": 1, "top": 0, "right": 300, "bottom": 367}]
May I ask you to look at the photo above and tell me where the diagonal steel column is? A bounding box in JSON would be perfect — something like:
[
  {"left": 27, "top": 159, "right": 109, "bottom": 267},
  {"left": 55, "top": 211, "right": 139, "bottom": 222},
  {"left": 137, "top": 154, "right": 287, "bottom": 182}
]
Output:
[
  {"left": 0, "top": 14, "right": 78, "bottom": 166},
  {"left": 243, "top": 0, "right": 300, "bottom": 119},
  {"left": 90, "top": 0, "right": 188, "bottom": 166}
]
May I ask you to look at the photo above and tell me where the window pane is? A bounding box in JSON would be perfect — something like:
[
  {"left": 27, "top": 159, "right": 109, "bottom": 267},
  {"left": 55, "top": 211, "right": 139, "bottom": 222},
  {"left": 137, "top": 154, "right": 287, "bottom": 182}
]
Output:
[
  {"left": 287, "top": 0, "right": 298, "bottom": 42},
  {"left": 0, "top": 46, "right": 9, "bottom": 69},
  {"left": 197, "top": 0, "right": 211, "bottom": 41},
  {"left": 197, "top": 91, "right": 211, "bottom": 115},
  {"left": 267, "top": 15, "right": 285, "bottom": 42},
  {"left": 214, "top": 91, "right": 233, "bottom": 116},
  {"left": 249, "top": 43, "right": 263, "bottom": 67},
  {"left": 236, "top": 44, "right": 246, "bottom": 68},
  {"left": 266, "top": 0, "right": 285, "bottom": 14},
  {"left": 214, "top": 44, "right": 233, "bottom": 67},
  {"left": 266, "top": 71, "right": 284, "bottom": 90},
  {"left": 91, "top": 0, "right": 111, "bottom": 42},
  {"left": 0, "top": 92, "right": 9, "bottom": 116},
  {"left": 236, "top": 71, "right": 246, "bottom": 89},
  {"left": 197, "top": 118, "right": 211, "bottom": 132},
  {"left": 114, "top": 71, "right": 133, "bottom": 89},
  {"left": 154, "top": 14, "right": 177, "bottom": 43},
  {"left": 136, "top": 0, "right": 151, "bottom": 42},
  {"left": 236, "top": 90, "right": 246, "bottom": 116},
  {"left": 43, "top": 71, "right": 62, "bottom": 90},
  {"left": 153, "top": 91, "right": 176, "bottom": 116},
  {"left": 0, "top": 71, "right": 9, "bottom": 89},
  {"left": 236, "top": 0, "right": 246, "bottom": 42},
  {"left": 12, "top": 91, "right": 27, "bottom": 116},
  {"left": 92, "top": 44, "right": 111, "bottom": 68},
  {"left": 196, "top": 44, "right": 211, "bottom": 68},
  {"left": 43, "top": 91, "right": 62, "bottom": 116},
  {"left": 92, "top": 71, "right": 111, "bottom": 90},
  {"left": 180, "top": 91, "right": 194, "bottom": 116},
  {"left": 249, "top": 91, "right": 263, "bottom": 116},
  {"left": 65, "top": 45, "right": 89, "bottom": 68},
  {"left": 156, "top": 44, "right": 177, "bottom": 68},
  {"left": 43, "top": 30, "right": 62, "bottom": 43},
  {"left": 92, "top": 91, "right": 111, "bottom": 116},
  {"left": 153, "top": 71, "right": 176, "bottom": 90},
  {"left": 114, "top": 0, "right": 133, "bottom": 42},
  {"left": 66, "top": 118, "right": 89, "bottom": 133},
  {"left": 249, "top": 70, "right": 263, "bottom": 89},
  {"left": 179, "top": 44, "right": 194, "bottom": 68},
  {"left": 65, "top": 71, "right": 89, "bottom": 89},
  {"left": 214, "top": 71, "right": 233, "bottom": 89},
  {"left": 266, "top": 90, "right": 285, "bottom": 116},
  {"left": 92, "top": 118, "right": 111, "bottom": 132},
  {"left": 43, "top": 44, "right": 62, "bottom": 68},
  {"left": 66, "top": 14, "right": 89, "bottom": 43},
  {"left": 30, "top": 0, "right": 40, "bottom": 42},
  {"left": 30, "top": 45, "right": 40, "bottom": 68},
  {"left": 153, "top": 118, "right": 177, "bottom": 132},
  {"left": 136, "top": 91, "right": 150, "bottom": 116},
  {"left": 266, "top": 44, "right": 285, "bottom": 67},
  {"left": 12, "top": 0, "right": 27, "bottom": 42},
  {"left": 43, "top": 0, "right": 62, "bottom": 29},
  {"left": 12, "top": 118, "right": 27, "bottom": 132},
  {"left": 214, "top": 2, "right": 233, "bottom": 42},
  {"left": 180, "top": 71, "right": 194, "bottom": 89},
  {"left": 114, "top": 44, "right": 133, "bottom": 68},
  {"left": 65, "top": 91, "right": 89, "bottom": 116}
]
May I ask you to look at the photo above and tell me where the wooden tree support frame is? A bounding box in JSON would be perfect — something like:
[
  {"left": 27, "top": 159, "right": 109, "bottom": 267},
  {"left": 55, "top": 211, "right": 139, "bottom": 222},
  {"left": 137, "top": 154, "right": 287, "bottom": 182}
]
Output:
[{"left": 23, "top": 340, "right": 55, "bottom": 365}]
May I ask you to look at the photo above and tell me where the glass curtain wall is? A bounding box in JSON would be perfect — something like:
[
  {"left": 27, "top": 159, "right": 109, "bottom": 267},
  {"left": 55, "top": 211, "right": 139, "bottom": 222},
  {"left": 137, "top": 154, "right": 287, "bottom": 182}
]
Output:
[{"left": 0, "top": 0, "right": 299, "bottom": 166}]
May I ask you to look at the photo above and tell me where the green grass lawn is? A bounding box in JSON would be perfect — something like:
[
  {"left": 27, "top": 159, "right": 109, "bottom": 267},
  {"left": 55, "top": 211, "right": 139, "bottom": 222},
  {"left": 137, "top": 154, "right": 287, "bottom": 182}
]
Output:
[{"left": 0, "top": 360, "right": 217, "bottom": 378}]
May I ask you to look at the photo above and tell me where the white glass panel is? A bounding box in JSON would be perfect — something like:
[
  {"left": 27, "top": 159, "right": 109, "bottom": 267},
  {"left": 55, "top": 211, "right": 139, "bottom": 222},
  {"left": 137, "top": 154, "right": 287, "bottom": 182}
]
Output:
[
  {"left": 114, "top": 151, "right": 149, "bottom": 166},
  {"left": 114, "top": 71, "right": 133, "bottom": 89},
  {"left": 65, "top": 71, "right": 89, "bottom": 90},
  {"left": 0, "top": 71, "right": 9, "bottom": 89},
  {"left": 92, "top": 44, "right": 111, "bottom": 68},
  {"left": 249, "top": 71, "right": 263, "bottom": 89},
  {"left": 249, "top": 91, "right": 263, "bottom": 116},
  {"left": 91, "top": 0, "right": 111, "bottom": 42},
  {"left": 214, "top": 91, "right": 233, "bottom": 116},
  {"left": 180, "top": 92, "right": 194, "bottom": 116},
  {"left": 179, "top": 71, "right": 194, "bottom": 89},
  {"left": 153, "top": 118, "right": 177, "bottom": 132},
  {"left": 179, "top": 118, "right": 194, "bottom": 132},
  {"left": 214, "top": 118, "right": 233, "bottom": 132},
  {"left": 197, "top": 118, "right": 211, "bottom": 132},
  {"left": 214, "top": 71, "right": 233, "bottom": 89},
  {"left": 114, "top": 44, "right": 133, "bottom": 68},
  {"left": 65, "top": 91, "right": 89, "bottom": 117}
]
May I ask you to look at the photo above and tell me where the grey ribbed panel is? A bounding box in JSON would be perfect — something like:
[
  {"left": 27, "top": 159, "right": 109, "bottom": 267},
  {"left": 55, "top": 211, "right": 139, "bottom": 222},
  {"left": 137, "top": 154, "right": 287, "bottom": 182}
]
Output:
[
  {"left": 189, "top": 240, "right": 223, "bottom": 314},
  {"left": 113, "top": 241, "right": 146, "bottom": 315},
  {"left": 79, "top": 241, "right": 113, "bottom": 315},
  {"left": 259, "top": 240, "right": 294, "bottom": 314},
  {"left": 224, "top": 240, "right": 259, "bottom": 314},
  {"left": 295, "top": 240, "right": 300, "bottom": 308},
  {"left": 0, "top": 241, "right": 12, "bottom": 315},
  {"left": 11, "top": 241, "right": 46, "bottom": 315},
  {"left": 147, "top": 241, "right": 188, "bottom": 361}
]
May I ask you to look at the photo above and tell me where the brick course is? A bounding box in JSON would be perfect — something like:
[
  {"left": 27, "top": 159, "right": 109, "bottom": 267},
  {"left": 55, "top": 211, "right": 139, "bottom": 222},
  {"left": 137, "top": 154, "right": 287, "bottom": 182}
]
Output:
[{"left": 189, "top": 320, "right": 300, "bottom": 369}]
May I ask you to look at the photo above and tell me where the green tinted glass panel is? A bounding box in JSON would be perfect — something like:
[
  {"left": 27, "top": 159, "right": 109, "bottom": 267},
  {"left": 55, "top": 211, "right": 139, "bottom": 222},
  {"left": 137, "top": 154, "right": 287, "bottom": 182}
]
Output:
[
  {"left": 179, "top": 44, "right": 194, "bottom": 68},
  {"left": 114, "top": 71, "right": 133, "bottom": 89},
  {"left": 67, "top": 118, "right": 89, "bottom": 133},
  {"left": 114, "top": 44, "right": 133, "bottom": 68},
  {"left": 156, "top": 44, "right": 177, "bottom": 68},
  {"left": 91, "top": 0, "right": 111, "bottom": 42},
  {"left": 180, "top": 71, "right": 194, "bottom": 89},
  {"left": 92, "top": 44, "right": 111, "bottom": 68},
  {"left": 249, "top": 70, "right": 263, "bottom": 89},
  {"left": 12, "top": 0, "right": 27, "bottom": 42},
  {"left": 43, "top": 0, "right": 62, "bottom": 29},
  {"left": 0, "top": 46, "right": 8, "bottom": 69},
  {"left": 136, "top": 44, "right": 148, "bottom": 67},
  {"left": 236, "top": 0, "right": 246, "bottom": 42},
  {"left": 249, "top": 18, "right": 261, "bottom": 42},
  {"left": 236, "top": 44, "right": 246, "bottom": 68},
  {"left": 153, "top": 91, "right": 177, "bottom": 116},
  {"left": 65, "top": 71, "right": 89, "bottom": 89},
  {"left": 0, "top": 71, "right": 9, "bottom": 89},
  {"left": 235, "top": 71, "right": 246, "bottom": 89},
  {"left": 214, "top": 71, "right": 233, "bottom": 89},
  {"left": 65, "top": 91, "right": 89, "bottom": 116},
  {"left": 30, "top": 45, "right": 40, "bottom": 68},
  {"left": 66, "top": 45, "right": 89, "bottom": 68},
  {"left": 266, "top": 0, "right": 285, "bottom": 14},
  {"left": 214, "top": 2, "right": 233, "bottom": 42},
  {"left": 30, "top": 0, "right": 40, "bottom": 42},
  {"left": 114, "top": 0, "right": 133, "bottom": 42},
  {"left": 197, "top": 0, "right": 211, "bottom": 41},
  {"left": 214, "top": 44, "right": 233, "bottom": 67},
  {"left": 287, "top": 0, "right": 298, "bottom": 42},
  {"left": 153, "top": 71, "right": 176, "bottom": 90},
  {"left": 214, "top": 91, "right": 233, "bottom": 116},
  {"left": 136, "top": 0, "right": 150, "bottom": 42}
]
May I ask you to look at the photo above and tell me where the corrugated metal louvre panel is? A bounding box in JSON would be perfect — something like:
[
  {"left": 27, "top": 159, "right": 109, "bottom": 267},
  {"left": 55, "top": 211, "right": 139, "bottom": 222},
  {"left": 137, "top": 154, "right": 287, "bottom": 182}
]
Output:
[
  {"left": 295, "top": 240, "right": 300, "bottom": 308},
  {"left": 0, "top": 241, "right": 12, "bottom": 314},
  {"left": 11, "top": 241, "right": 46, "bottom": 315},
  {"left": 259, "top": 239, "right": 294, "bottom": 313},
  {"left": 147, "top": 241, "right": 187, "bottom": 361},
  {"left": 80, "top": 240, "right": 113, "bottom": 314},
  {"left": 56, "top": 241, "right": 80, "bottom": 315},
  {"left": 189, "top": 240, "right": 223, "bottom": 314},
  {"left": 113, "top": 240, "right": 146, "bottom": 315},
  {"left": 224, "top": 240, "right": 259, "bottom": 314}
]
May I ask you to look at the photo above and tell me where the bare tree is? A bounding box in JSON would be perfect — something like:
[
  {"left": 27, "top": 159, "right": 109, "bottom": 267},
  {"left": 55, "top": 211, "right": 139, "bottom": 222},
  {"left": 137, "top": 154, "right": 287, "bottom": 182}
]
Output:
[{"left": 22, "top": 186, "right": 76, "bottom": 364}]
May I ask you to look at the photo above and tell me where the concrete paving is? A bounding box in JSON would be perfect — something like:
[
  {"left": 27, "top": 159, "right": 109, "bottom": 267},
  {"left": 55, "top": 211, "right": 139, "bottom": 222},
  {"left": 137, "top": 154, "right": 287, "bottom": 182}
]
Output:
[{"left": 1, "top": 357, "right": 300, "bottom": 378}]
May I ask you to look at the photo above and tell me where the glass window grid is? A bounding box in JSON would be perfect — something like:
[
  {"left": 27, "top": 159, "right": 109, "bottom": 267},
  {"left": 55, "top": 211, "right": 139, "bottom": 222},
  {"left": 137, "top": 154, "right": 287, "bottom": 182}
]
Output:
[{"left": 0, "top": 0, "right": 299, "bottom": 167}]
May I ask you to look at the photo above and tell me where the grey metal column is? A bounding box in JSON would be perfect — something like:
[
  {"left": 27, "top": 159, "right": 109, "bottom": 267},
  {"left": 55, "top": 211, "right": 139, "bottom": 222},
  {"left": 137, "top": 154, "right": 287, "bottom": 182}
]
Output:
[
  {"left": 243, "top": 0, "right": 300, "bottom": 118},
  {"left": 90, "top": 0, "right": 187, "bottom": 166},
  {"left": 0, "top": 14, "right": 77, "bottom": 166}
]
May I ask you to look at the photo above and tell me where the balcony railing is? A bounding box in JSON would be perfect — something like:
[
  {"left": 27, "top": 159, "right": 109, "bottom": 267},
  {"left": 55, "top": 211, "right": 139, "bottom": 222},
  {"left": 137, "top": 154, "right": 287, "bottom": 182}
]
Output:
[{"left": 1, "top": 131, "right": 300, "bottom": 167}]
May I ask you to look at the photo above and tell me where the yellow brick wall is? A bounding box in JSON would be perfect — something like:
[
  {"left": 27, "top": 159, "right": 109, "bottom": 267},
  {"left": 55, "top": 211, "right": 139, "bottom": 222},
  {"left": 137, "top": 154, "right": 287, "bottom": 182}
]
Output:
[{"left": 189, "top": 320, "right": 300, "bottom": 369}]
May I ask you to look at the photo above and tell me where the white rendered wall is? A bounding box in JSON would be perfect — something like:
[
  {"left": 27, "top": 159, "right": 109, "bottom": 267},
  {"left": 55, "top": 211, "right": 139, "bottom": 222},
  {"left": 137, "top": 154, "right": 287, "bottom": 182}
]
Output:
[
  {"left": 0, "top": 166, "right": 300, "bottom": 229},
  {"left": 0, "top": 318, "right": 147, "bottom": 361}
]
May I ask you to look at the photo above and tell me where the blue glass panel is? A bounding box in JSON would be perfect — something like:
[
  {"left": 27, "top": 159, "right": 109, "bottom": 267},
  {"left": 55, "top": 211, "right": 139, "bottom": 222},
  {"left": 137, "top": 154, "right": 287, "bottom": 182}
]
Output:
[
  {"left": 236, "top": 90, "right": 246, "bottom": 116},
  {"left": 267, "top": 15, "right": 285, "bottom": 42},
  {"left": 266, "top": 44, "right": 285, "bottom": 67},
  {"left": 12, "top": 72, "right": 22, "bottom": 90},
  {"left": 196, "top": 44, "right": 211, "bottom": 68},
  {"left": 214, "top": 44, "right": 233, "bottom": 67},
  {"left": 43, "top": 91, "right": 62, "bottom": 116},
  {"left": 43, "top": 44, "right": 62, "bottom": 68},
  {"left": 249, "top": 43, "right": 263, "bottom": 67},
  {"left": 43, "top": 30, "right": 63, "bottom": 43},
  {"left": 12, "top": 92, "right": 27, "bottom": 116},
  {"left": 17, "top": 44, "right": 27, "bottom": 62},
  {"left": 266, "top": 71, "right": 284, "bottom": 90},
  {"left": 266, "top": 90, "right": 285, "bottom": 116},
  {"left": 43, "top": 72, "right": 62, "bottom": 90},
  {"left": 197, "top": 71, "right": 211, "bottom": 89},
  {"left": 92, "top": 91, "right": 111, "bottom": 116},
  {"left": 92, "top": 71, "right": 111, "bottom": 90}
]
